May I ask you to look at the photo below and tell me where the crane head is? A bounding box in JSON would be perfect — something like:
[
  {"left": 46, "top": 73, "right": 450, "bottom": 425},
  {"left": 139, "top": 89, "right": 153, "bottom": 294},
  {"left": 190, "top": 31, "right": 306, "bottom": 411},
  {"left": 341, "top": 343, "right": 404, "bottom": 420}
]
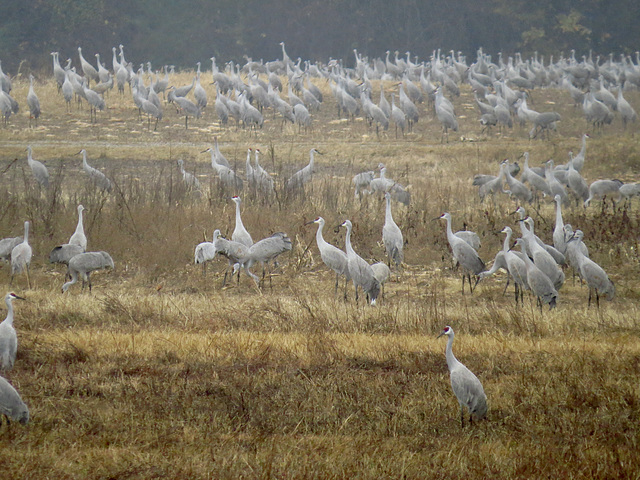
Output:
[
  {"left": 305, "top": 217, "right": 323, "bottom": 226},
  {"left": 7, "top": 293, "right": 26, "bottom": 302},
  {"left": 437, "top": 326, "right": 453, "bottom": 338}
]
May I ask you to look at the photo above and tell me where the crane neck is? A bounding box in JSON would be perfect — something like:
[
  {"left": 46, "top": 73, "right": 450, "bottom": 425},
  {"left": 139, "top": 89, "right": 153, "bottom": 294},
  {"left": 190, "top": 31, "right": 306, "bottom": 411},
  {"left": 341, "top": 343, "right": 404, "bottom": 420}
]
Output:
[
  {"left": 234, "top": 201, "right": 244, "bottom": 229},
  {"left": 385, "top": 196, "right": 394, "bottom": 224},
  {"left": 315, "top": 221, "right": 327, "bottom": 247},
  {"left": 344, "top": 225, "right": 354, "bottom": 256},
  {"left": 76, "top": 208, "right": 84, "bottom": 234},
  {"left": 23, "top": 222, "right": 29, "bottom": 244},
  {"left": 3, "top": 297, "right": 14, "bottom": 326},
  {"left": 444, "top": 334, "right": 459, "bottom": 372},
  {"left": 443, "top": 216, "right": 455, "bottom": 243},
  {"left": 502, "top": 230, "right": 511, "bottom": 253}
]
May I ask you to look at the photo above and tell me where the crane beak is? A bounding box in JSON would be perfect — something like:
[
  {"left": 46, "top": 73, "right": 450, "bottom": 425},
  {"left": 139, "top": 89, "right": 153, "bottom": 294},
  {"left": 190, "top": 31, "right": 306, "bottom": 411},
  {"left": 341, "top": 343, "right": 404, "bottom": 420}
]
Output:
[
  {"left": 436, "top": 331, "right": 445, "bottom": 338},
  {"left": 304, "top": 220, "right": 316, "bottom": 226},
  {"left": 13, "top": 294, "right": 27, "bottom": 301}
]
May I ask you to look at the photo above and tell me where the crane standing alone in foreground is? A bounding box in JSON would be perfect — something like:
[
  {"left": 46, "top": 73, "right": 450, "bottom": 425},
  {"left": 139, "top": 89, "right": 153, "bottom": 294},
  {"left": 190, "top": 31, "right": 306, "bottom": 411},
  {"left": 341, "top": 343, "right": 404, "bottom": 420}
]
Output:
[
  {"left": 0, "top": 293, "right": 25, "bottom": 371},
  {"left": 437, "top": 326, "right": 488, "bottom": 428},
  {"left": 382, "top": 192, "right": 404, "bottom": 268}
]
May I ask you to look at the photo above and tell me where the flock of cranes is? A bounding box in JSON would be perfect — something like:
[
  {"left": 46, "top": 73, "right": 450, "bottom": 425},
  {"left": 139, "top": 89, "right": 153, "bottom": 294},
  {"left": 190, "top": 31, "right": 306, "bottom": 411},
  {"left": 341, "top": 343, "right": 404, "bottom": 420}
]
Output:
[{"left": 1, "top": 43, "right": 639, "bottom": 429}]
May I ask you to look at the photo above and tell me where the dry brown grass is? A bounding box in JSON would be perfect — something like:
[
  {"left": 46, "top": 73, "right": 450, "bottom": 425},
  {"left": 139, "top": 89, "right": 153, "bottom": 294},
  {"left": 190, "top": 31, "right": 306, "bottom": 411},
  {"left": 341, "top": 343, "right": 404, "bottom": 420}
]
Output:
[{"left": 0, "top": 71, "right": 639, "bottom": 478}]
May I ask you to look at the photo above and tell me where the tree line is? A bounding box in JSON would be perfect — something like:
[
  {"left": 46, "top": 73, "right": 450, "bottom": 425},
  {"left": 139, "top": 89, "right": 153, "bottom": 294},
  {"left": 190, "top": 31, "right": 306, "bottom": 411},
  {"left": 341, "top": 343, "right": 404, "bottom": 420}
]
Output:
[{"left": 2, "top": 0, "right": 638, "bottom": 73}]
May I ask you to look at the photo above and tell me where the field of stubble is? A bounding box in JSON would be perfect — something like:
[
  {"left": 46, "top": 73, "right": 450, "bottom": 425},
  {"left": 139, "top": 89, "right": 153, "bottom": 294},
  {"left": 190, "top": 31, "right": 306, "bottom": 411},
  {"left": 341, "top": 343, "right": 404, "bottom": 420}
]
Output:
[{"left": 0, "top": 69, "right": 639, "bottom": 479}]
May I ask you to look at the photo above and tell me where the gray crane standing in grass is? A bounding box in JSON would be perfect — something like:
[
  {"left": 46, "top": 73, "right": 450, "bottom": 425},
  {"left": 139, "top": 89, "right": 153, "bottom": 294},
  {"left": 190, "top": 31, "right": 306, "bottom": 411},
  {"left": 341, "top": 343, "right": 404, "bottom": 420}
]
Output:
[
  {"left": 0, "top": 375, "right": 29, "bottom": 426},
  {"left": 69, "top": 204, "right": 87, "bottom": 250},
  {"left": 10, "top": 221, "right": 32, "bottom": 289},
  {"left": 50, "top": 206, "right": 87, "bottom": 274},
  {"left": 231, "top": 196, "right": 253, "bottom": 247},
  {"left": 286, "top": 148, "right": 322, "bottom": 191},
  {"left": 26, "top": 146, "right": 49, "bottom": 188},
  {"left": 522, "top": 217, "right": 565, "bottom": 290},
  {"left": 237, "top": 232, "right": 292, "bottom": 287},
  {"left": 438, "top": 213, "right": 485, "bottom": 294},
  {"left": 513, "top": 238, "right": 558, "bottom": 310},
  {"left": 78, "top": 47, "right": 99, "bottom": 84},
  {"left": 338, "top": 220, "right": 380, "bottom": 306},
  {"left": 0, "top": 292, "right": 25, "bottom": 371},
  {"left": 370, "top": 262, "right": 391, "bottom": 299},
  {"left": 82, "top": 80, "right": 105, "bottom": 123},
  {"left": 202, "top": 147, "right": 243, "bottom": 190},
  {"left": 62, "top": 251, "right": 114, "bottom": 293},
  {"left": 213, "top": 229, "right": 250, "bottom": 286},
  {"left": 79, "top": 149, "right": 112, "bottom": 192},
  {"left": 177, "top": 159, "right": 201, "bottom": 191},
  {"left": 306, "top": 217, "right": 350, "bottom": 298},
  {"left": 382, "top": 192, "right": 403, "bottom": 268},
  {"left": 0, "top": 236, "right": 22, "bottom": 264},
  {"left": 26, "top": 74, "right": 40, "bottom": 127},
  {"left": 568, "top": 230, "right": 615, "bottom": 307},
  {"left": 437, "top": 326, "right": 487, "bottom": 428},
  {"left": 479, "top": 226, "right": 527, "bottom": 304},
  {"left": 553, "top": 195, "right": 567, "bottom": 255},
  {"left": 168, "top": 86, "right": 201, "bottom": 130}
]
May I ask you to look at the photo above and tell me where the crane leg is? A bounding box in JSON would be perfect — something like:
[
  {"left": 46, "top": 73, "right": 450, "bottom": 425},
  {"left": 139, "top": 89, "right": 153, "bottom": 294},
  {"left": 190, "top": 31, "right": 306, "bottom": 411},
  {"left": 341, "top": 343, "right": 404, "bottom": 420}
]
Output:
[
  {"left": 460, "top": 407, "right": 464, "bottom": 428},
  {"left": 26, "top": 264, "right": 31, "bottom": 290},
  {"left": 503, "top": 275, "right": 511, "bottom": 296},
  {"left": 334, "top": 273, "right": 339, "bottom": 296}
]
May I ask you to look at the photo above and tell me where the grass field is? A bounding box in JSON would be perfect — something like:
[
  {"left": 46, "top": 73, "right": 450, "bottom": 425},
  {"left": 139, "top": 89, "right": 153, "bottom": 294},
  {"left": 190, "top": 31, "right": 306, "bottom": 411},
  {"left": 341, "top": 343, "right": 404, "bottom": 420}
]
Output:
[{"left": 0, "top": 68, "right": 639, "bottom": 479}]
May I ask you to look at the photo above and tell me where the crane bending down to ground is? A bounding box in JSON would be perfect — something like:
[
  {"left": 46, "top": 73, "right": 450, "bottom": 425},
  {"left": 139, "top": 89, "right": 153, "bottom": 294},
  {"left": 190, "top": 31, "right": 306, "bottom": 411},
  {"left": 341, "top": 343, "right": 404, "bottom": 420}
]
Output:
[
  {"left": 236, "top": 233, "right": 292, "bottom": 287},
  {"left": 62, "top": 251, "right": 114, "bottom": 293},
  {"left": 338, "top": 220, "right": 380, "bottom": 305},
  {"left": 0, "top": 293, "right": 25, "bottom": 371},
  {"left": 0, "top": 375, "right": 29, "bottom": 425},
  {"left": 307, "top": 217, "right": 350, "bottom": 299},
  {"left": 437, "top": 326, "right": 487, "bottom": 428}
]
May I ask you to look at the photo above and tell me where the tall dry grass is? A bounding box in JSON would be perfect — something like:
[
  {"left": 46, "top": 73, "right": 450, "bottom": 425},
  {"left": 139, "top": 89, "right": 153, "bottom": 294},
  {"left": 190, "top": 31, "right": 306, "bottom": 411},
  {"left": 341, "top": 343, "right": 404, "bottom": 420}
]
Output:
[{"left": 0, "top": 70, "right": 639, "bottom": 478}]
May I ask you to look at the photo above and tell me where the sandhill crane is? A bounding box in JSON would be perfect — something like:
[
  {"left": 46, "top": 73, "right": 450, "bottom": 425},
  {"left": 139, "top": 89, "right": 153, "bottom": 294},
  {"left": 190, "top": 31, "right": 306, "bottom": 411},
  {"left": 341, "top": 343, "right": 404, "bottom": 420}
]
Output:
[
  {"left": 520, "top": 152, "right": 552, "bottom": 199},
  {"left": 479, "top": 226, "right": 527, "bottom": 304},
  {"left": 0, "top": 375, "right": 29, "bottom": 425},
  {"left": 253, "top": 149, "right": 275, "bottom": 194},
  {"left": 237, "top": 233, "right": 292, "bottom": 287},
  {"left": 569, "top": 230, "right": 615, "bottom": 307},
  {"left": 435, "top": 87, "right": 458, "bottom": 143},
  {"left": 49, "top": 243, "right": 85, "bottom": 275},
  {"left": 82, "top": 80, "right": 105, "bottom": 123},
  {"left": 286, "top": 148, "right": 322, "bottom": 191},
  {"left": 522, "top": 217, "right": 565, "bottom": 290},
  {"left": 545, "top": 160, "right": 569, "bottom": 205},
  {"left": 0, "top": 293, "right": 25, "bottom": 371},
  {"left": 62, "top": 251, "right": 114, "bottom": 293},
  {"left": 78, "top": 47, "right": 99, "bottom": 84},
  {"left": 69, "top": 204, "right": 87, "bottom": 250},
  {"left": 177, "top": 159, "right": 201, "bottom": 191},
  {"left": 370, "top": 262, "right": 391, "bottom": 299},
  {"left": 438, "top": 213, "right": 485, "bottom": 293},
  {"left": 213, "top": 137, "right": 231, "bottom": 168},
  {"left": 584, "top": 179, "right": 623, "bottom": 207},
  {"left": 306, "top": 217, "right": 350, "bottom": 298},
  {"left": 51, "top": 52, "right": 66, "bottom": 90},
  {"left": 513, "top": 238, "right": 558, "bottom": 310},
  {"left": 567, "top": 159, "right": 589, "bottom": 203},
  {"left": 26, "top": 146, "right": 49, "bottom": 188},
  {"left": 168, "top": 86, "right": 201, "bottom": 129},
  {"left": 437, "top": 326, "right": 487, "bottom": 428},
  {"left": 78, "top": 149, "right": 112, "bottom": 192},
  {"left": 10, "top": 221, "right": 32, "bottom": 289},
  {"left": 26, "top": 74, "right": 40, "bottom": 127},
  {"left": 390, "top": 93, "right": 406, "bottom": 138},
  {"left": 338, "top": 220, "right": 380, "bottom": 305},
  {"left": 194, "top": 67, "right": 207, "bottom": 109},
  {"left": 353, "top": 171, "right": 374, "bottom": 198},
  {"left": 398, "top": 84, "right": 419, "bottom": 131},
  {"left": 201, "top": 147, "right": 243, "bottom": 190},
  {"left": 61, "top": 71, "right": 73, "bottom": 112},
  {"left": 529, "top": 111, "right": 561, "bottom": 139},
  {"left": 382, "top": 192, "right": 403, "bottom": 268},
  {"left": 293, "top": 103, "right": 312, "bottom": 133},
  {"left": 571, "top": 133, "right": 589, "bottom": 172},
  {"left": 214, "top": 87, "right": 229, "bottom": 127},
  {"left": 620, "top": 183, "right": 640, "bottom": 204},
  {"left": 553, "top": 195, "right": 567, "bottom": 255},
  {"left": 617, "top": 87, "right": 637, "bottom": 128},
  {"left": 0, "top": 236, "right": 22, "bottom": 264},
  {"left": 503, "top": 160, "right": 532, "bottom": 203},
  {"left": 231, "top": 196, "right": 253, "bottom": 247},
  {"left": 211, "top": 229, "right": 250, "bottom": 286}
]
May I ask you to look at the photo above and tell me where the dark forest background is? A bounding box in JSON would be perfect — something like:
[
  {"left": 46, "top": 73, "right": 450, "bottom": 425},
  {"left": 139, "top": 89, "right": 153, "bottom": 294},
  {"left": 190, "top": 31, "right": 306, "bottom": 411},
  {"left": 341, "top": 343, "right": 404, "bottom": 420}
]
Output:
[{"left": 2, "top": 0, "right": 639, "bottom": 72}]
